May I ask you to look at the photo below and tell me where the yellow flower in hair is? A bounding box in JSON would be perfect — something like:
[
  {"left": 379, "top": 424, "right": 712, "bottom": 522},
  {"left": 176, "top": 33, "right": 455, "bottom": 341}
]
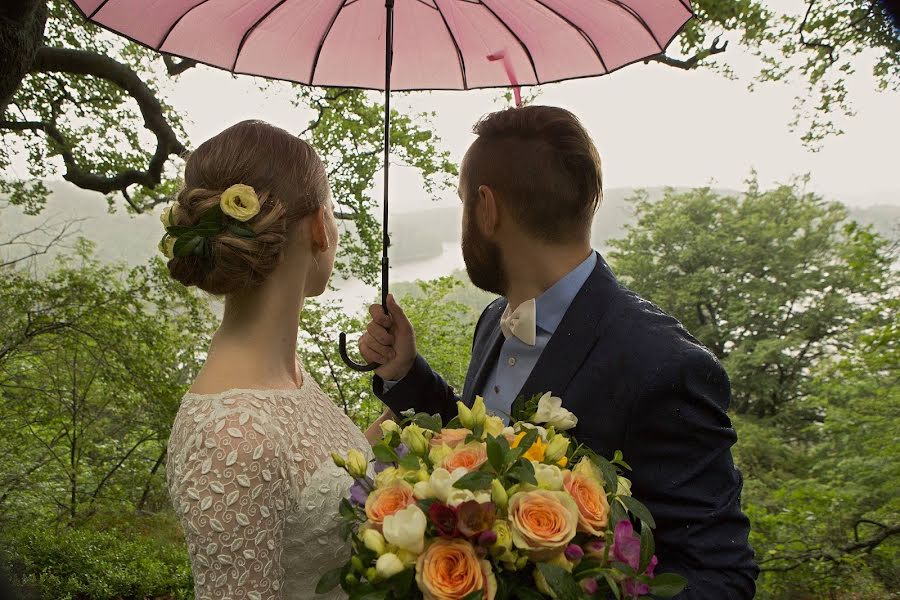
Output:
[
  {"left": 160, "top": 204, "right": 178, "bottom": 228},
  {"left": 220, "top": 184, "right": 260, "bottom": 222},
  {"left": 158, "top": 234, "right": 176, "bottom": 259}
]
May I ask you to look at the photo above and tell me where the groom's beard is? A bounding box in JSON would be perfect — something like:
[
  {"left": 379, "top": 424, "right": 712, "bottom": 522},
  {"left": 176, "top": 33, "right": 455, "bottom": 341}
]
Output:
[{"left": 462, "top": 218, "right": 507, "bottom": 296}]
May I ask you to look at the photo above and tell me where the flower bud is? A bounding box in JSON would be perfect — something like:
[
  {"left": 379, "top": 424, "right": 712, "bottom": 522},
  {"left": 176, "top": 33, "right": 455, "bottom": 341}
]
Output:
[
  {"left": 331, "top": 453, "right": 346, "bottom": 469},
  {"left": 457, "top": 401, "right": 475, "bottom": 430},
  {"left": 470, "top": 396, "right": 487, "bottom": 428},
  {"left": 347, "top": 449, "right": 368, "bottom": 479},
  {"left": 478, "top": 529, "right": 498, "bottom": 547},
  {"left": 582, "top": 578, "right": 599, "bottom": 594},
  {"left": 544, "top": 435, "right": 570, "bottom": 464},
  {"left": 362, "top": 528, "right": 386, "bottom": 556},
  {"left": 380, "top": 419, "right": 401, "bottom": 438},
  {"left": 365, "top": 567, "right": 379, "bottom": 582},
  {"left": 344, "top": 573, "right": 357, "bottom": 587},
  {"left": 491, "top": 479, "right": 508, "bottom": 510},
  {"left": 565, "top": 543, "right": 585, "bottom": 562},
  {"left": 400, "top": 424, "right": 429, "bottom": 457},
  {"left": 375, "top": 553, "right": 405, "bottom": 579},
  {"left": 351, "top": 556, "right": 365, "bottom": 573}
]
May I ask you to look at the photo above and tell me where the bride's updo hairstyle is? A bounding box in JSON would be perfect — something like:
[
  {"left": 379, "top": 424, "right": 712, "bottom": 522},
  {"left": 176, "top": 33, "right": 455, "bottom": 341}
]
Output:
[{"left": 167, "top": 120, "right": 329, "bottom": 295}]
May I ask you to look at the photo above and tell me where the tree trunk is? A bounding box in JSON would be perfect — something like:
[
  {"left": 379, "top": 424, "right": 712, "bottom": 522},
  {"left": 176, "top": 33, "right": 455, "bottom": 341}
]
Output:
[{"left": 0, "top": 0, "right": 47, "bottom": 113}]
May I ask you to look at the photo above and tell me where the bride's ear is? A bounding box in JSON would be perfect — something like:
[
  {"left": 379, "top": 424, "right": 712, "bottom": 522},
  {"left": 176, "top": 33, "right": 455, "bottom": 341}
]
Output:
[{"left": 309, "top": 205, "right": 331, "bottom": 253}]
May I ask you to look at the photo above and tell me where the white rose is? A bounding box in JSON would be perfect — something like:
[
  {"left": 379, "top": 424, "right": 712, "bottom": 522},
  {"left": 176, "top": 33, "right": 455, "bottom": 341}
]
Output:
[
  {"left": 533, "top": 463, "right": 564, "bottom": 491},
  {"left": 383, "top": 505, "right": 427, "bottom": 554},
  {"left": 375, "top": 552, "right": 406, "bottom": 579},
  {"left": 532, "top": 393, "right": 578, "bottom": 431}
]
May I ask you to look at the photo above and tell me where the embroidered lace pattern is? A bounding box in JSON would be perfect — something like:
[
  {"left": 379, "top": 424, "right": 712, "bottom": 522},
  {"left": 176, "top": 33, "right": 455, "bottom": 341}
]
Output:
[{"left": 166, "top": 372, "right": 370, "bottom": 599}]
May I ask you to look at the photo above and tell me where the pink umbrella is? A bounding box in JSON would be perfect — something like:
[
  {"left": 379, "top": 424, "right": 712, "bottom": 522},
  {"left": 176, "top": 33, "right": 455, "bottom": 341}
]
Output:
[{"left": 71, "top": 0, "right": 693, "bottom": 370}]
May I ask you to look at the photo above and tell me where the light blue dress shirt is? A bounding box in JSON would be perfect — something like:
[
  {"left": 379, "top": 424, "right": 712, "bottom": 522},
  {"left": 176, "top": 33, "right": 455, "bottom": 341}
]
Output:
[
  {"left": 382, "top": 253, "right": 597, "bottom": 416},
  {"left": 481, "top": 252, "right": 597, "bottom": 420}
]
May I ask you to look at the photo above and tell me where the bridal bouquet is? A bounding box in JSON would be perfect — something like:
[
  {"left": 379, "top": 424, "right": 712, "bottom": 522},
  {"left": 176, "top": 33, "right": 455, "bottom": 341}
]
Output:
[{"left": 320, "top": 394, "right": 686, "bottom": 599}]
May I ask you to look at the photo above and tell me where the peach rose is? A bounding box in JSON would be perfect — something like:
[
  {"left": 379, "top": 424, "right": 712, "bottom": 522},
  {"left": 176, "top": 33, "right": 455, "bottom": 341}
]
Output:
[
  {"left": 508, "top": 490, "right": 579, "bottom": 560},
  {"left": 431, "top": 428, "right": 471, "bottom": 449},
  {"left": 563, "top": 471, "right": 610, "bottom": 536},
  {"left": 365, "top": 481, "right": 416, "bottom": 526},
  {"left": 415, "top": 538, "right": 497, "bottom": 600},
  {"left": 442, "top": 442, "right": 488, "bottom": 473}
]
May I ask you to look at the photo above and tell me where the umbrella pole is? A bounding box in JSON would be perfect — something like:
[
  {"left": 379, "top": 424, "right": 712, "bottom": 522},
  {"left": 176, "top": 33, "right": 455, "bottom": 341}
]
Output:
[{"left": 339, "top": 0, "right": 394, "bottom": 372}]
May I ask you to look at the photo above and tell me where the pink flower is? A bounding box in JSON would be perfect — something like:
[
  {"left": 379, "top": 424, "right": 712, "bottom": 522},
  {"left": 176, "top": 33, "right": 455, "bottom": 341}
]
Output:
[{"left": 612, "top": 520, "right": 659, "bottom": 597}]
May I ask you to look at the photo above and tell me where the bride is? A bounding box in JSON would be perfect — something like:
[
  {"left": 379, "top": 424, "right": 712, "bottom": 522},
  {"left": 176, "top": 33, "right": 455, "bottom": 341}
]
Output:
[{"left": 164, "top": 120, "right": 387, "bottom": 599}]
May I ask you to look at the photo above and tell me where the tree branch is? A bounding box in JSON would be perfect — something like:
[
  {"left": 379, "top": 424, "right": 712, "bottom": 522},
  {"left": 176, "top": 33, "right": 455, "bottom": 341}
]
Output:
[
  {"left": 646, "top": 35, "right": 729, "bottom": 70},
  {"left": 2, "top": 46, "right": 188, "bottom": 203},
  {"left": 759, "top": 520, "right": 900, "bottom": 572},
  {"left": 163, "top": 54, "right": 197, "bottom": 76}
]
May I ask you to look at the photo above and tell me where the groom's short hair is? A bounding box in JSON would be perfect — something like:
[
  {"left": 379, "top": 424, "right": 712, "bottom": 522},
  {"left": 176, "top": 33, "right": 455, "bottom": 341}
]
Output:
[{"left": 467, "top": 105, "right": 603, "bottom": 242}]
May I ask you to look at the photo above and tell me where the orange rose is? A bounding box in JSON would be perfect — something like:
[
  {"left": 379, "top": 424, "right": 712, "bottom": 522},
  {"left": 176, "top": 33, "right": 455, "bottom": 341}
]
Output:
[
  {"left": 442, "top": 442, "right": 488, "bottom": 473},
  {"left": 563, "top": 471, "right": 610, "bottom": 536},
  {"left": 508, "top": 490, "right": 579, "bottom": 560},
  {"left": 415, "top": 538, "right": 497, "bottom": 600},
  {"left": 365, "top": 481, "right": 416, "bottom": 526},
  {"left": 431, "top": 428, "right": 471, "bottom": 449}
]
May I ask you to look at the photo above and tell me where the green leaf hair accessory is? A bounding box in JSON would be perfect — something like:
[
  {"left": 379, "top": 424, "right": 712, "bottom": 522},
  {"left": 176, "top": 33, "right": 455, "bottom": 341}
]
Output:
[{"left": 162, "top": 184, "right": 261, "bottom": 259}]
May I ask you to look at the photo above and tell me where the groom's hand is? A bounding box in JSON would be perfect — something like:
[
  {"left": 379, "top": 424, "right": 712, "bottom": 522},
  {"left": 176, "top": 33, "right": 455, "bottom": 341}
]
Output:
[{"left": 359, "top": 294, "right": 417, "bottom": 382}]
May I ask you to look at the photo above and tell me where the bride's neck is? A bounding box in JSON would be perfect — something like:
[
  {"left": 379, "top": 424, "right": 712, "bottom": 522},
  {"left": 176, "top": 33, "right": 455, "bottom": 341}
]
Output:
[{"left": 209, "top": 260, "right": 309, "bottom": 389}]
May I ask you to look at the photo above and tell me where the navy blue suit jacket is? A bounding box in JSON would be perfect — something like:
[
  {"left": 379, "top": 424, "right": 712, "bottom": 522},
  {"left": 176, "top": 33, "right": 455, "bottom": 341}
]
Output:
[{"left": 374, "top": 253, "right": 758, "bottom": 599}]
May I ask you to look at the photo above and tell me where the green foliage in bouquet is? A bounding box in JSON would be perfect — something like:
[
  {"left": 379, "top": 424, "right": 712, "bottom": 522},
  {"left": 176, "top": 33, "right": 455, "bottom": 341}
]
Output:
[{"left": 322, "top": 395, "right": 687, "bottom": 600}]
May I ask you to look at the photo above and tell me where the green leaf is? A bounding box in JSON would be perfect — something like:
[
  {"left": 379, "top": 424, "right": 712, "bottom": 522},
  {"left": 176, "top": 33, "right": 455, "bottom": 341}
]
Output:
[
  {"left": 339, "top": 498, "right": 356, "bottom": 520},
  {"left": 609, "top": 504, "right": 628, "bottom": 530},
  {"left": 173, "top": 235, "right": 202, "bottom": 258},
  {"left": 372, "top": 444, "right": 399, "bottom": 464},
  {"left": 453, "top": 471, "right": 494, "bottom": 490},
  {"left": 462, "top": 591, "right": 484, "bottom": 600},
  {"left": 412, "top": 412, "right": 443, "bottom": 432},
  {"left": 506, "top": 458, "right": 537, "bottom": 486},
  {"left": 648, "top": 573, "right": 688, "bottom": 597},
  {"left": 398, "top": 454, "right": 420, "bottom": 471},
  {"left": 227, "top": 223, "right": 256, "bottom": 238},
  {"left": 316, "top": 565, "right": 344, "bottom": 594},
  {"left": 384, "top": 568, "right": 415, "bottom": 597},
  {"left": 536, "top": 563, "right": 581, "bottom": 600},
  {"left": 590, "top": 455, "right": 619, "bottom": 493},
  {"left": 486, "top": 434, "right": 507, "bottom": 472},
  {"left": 601, "top": 573, "right": 622, "bottom": 600},
  {"left": 620, "top": 495, "right": 656, "bottom": 529},
  {"left": 639, "top": 522, "right": 655, "bottom": 573},
  {"left": 611, "top": 450, "right": 632, "bottom": 471}
]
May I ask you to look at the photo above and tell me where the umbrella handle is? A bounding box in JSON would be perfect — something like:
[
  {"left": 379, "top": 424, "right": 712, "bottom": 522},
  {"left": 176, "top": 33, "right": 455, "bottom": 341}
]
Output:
[{"left": 338, "top": 332, "right": 379, "bottom": 372}]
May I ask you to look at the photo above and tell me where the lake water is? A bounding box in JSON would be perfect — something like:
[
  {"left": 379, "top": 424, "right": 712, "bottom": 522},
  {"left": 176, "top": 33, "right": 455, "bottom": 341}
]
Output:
[{"left": 321, "top": 241, "right": 467, "bottom": 312}]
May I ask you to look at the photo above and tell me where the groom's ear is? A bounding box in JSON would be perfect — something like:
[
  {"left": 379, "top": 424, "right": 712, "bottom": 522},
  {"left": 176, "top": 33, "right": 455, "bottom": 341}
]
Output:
[{"left": 476, "top": 184, "right": 500, "bottom": 238}]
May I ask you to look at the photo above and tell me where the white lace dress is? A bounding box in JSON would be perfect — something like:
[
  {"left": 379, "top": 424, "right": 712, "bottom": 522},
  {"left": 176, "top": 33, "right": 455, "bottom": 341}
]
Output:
[{"left": 166, "top": 372, "right": 370, "bottom": 600}]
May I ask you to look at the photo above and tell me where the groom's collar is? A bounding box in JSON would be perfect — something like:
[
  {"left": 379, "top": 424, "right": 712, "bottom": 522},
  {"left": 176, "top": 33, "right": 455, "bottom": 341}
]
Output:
[{"left": 533, "top": 252, "right": 597, "bottom": 335}]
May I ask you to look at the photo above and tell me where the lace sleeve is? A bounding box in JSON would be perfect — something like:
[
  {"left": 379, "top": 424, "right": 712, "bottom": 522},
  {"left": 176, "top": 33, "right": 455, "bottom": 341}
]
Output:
[{"left": 169, "top": 407, "right": 290, "bottom": 600}]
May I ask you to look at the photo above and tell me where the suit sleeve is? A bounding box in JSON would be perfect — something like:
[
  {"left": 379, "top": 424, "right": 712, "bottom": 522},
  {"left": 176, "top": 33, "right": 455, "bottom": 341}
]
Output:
[
  {"left": 623, "top": 346, "right": 758, "bottom": 600},
  {"left": 372, "top": 300, "right": 499, "bottom": 424}
]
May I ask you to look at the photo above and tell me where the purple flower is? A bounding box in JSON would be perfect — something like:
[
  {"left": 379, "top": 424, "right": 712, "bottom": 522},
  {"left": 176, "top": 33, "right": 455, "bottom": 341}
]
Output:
[
  {"left": 623, "top": 578, "right": 651, "bottom": 597},
  {"left": 349, "top": 479, "right": 369, "bottom": 507},
  {"left": 584, "top": 538, "right": 607, "bottom": 559},
  {"left": 477, "top": 530, "right": 498, "bottom": 547},
  {"left": 612, "top": 520, "right": 642, "bottom": 571},
  {"left": 581, "top": 578, "right": 599, "bottom": 595},
  {"left": 395, "top": 444, "right": 410, "bottom": 459},
  {"left": 565, "top": 543, "right": 584, "bottom": 562},
  {"left": 373, "top": 461, "right": 391, "bottom": 474}
]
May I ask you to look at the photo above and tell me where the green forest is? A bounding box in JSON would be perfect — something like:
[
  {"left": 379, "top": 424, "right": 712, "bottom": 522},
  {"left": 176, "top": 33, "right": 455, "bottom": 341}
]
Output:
[{"left": 2, "top": 1, "right": 898, "bottom": 599}]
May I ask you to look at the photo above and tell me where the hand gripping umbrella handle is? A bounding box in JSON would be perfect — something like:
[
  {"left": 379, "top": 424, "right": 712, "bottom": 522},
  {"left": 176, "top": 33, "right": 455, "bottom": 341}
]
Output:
[{"left": 338, "top": 331, "right": 379, "bottom": 372}]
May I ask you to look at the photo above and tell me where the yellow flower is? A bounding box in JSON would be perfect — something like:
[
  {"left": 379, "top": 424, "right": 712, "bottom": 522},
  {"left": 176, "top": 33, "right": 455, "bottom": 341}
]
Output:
[
  {"left": 400, "top": 424, "right": 431, "bottom": 457},
  {"left": 346, "top": 449, "right": 368, "bottom": 479},
  {"left": 220, "top": 183, "right": 260, "bottom": 222},
  {"left": 511, "top": 432, "right": 546, "bottom": 462},
  {"left": 484, "top": 415, "right": 505, "bottom": 438},
  {"left": 158, "top": 234, "right": 176, "bottom": 259},
  {"left": 557, "top": 456, "right": 568, "bottom": 468},
  {"left": 160, "top": 204, "right": 178, "bottom": 228},
  {"left": 543, "top": 435, "right": 570, "bottom": 464}
]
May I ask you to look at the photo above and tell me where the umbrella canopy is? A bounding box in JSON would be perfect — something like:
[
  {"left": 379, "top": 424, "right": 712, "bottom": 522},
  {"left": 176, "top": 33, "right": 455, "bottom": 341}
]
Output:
[
  {"left": 74, "top": 0, "right": 692, "bottom": 91},
  {"left": 71, "top": 0, "right": 693, "bottom": 370}
]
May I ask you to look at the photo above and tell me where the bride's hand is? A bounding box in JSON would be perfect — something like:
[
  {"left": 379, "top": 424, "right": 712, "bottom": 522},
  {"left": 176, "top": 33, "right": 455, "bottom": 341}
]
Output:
[{"left": 359, "top": 294, "right": 416, "bottom": 382}]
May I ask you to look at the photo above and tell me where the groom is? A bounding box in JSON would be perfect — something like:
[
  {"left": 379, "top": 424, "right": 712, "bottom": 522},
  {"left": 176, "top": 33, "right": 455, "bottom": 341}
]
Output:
[{"left": 360, "top": 105, "right": 758, "bottom": 599}]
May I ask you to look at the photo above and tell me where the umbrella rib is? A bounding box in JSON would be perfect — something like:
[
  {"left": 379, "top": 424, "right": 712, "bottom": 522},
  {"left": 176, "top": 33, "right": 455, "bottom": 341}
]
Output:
[
  {"left": 309, "top": 1, "right": 346, "bottom": 85},
  {"left": 87, "top": 0, "right": 113, "bottom": 20},
  {"left": 530, "top": 0, "right": 609, "bottom": 74},
  {"left": 432, "top": 2, "right": 469, "bottom": 90},
  {"left": 480, "top": 1, "right": 540, "bottom": 84},
  {"left": 158, "top": 0, "right": 218, "bottom": 51},
  {"left": 231, "top": 0, "right": 292, "bottom": 73},
  {"left": 605, "top": 0, "right": 664, "bottom": 52}
]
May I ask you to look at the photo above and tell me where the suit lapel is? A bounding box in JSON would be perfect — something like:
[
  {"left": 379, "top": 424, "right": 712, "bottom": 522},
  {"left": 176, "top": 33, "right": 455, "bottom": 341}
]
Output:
[
  {"left": 463, "top": 301, "right": 506, "bottom": 406},
  {"left": 516, "top": 253, "right": 619, "bottom": 403}
]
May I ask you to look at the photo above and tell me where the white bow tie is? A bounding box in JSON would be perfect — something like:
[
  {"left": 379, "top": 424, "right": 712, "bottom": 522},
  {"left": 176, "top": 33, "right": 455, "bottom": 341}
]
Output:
[{"left": 500, "top": 299, "right": 537, "bottom": 346}]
